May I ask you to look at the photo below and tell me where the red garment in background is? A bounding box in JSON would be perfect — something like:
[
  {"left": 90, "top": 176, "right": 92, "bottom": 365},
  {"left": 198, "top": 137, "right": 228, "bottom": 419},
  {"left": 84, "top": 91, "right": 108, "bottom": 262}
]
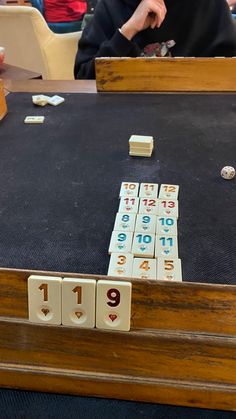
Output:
[{"left": 44, "top": 0, "right": 87, "bottom": 22}]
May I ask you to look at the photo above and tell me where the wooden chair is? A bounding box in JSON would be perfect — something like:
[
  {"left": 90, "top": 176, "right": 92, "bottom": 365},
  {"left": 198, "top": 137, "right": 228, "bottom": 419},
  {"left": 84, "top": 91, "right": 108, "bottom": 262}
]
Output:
[{"left": 0, "top": 6, "right": 81, "bottom": 79}]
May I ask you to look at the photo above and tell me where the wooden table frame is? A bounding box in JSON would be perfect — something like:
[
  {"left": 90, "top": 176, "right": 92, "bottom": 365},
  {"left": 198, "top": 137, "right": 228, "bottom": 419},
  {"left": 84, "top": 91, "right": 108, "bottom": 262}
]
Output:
[{"left": 1, "top": 79, "right": 236, "bottom": 412}]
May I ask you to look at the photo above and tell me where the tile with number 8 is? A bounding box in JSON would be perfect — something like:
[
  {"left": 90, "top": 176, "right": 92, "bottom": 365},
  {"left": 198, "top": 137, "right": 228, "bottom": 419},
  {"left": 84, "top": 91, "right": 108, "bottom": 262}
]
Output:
[
  {"left": 108, "top": 231, "right": 133, "bottom": 254},
  {"left": 113, "top": 213, "right": 136, "bottom": 232},
  {"left": 157, "top": 258, "right": 182, "bottom": 282},
  {"left": 108, "top": 253, "right": 133, "bottom": 278},
  {"left": 96, "top": 280, "right": 132, "bottom": 331},
  {"left": 135, "top": 214, "right": 156, "bottom": 234},
  {"left": 132, "top": 258, "right": 156, "bottom": 280},
  {"left": 156, "top": 216, "right": 177, "bottom": 236},
  {"left": 158, "top": 199, "right": 179, "bottom": 218},
  {"left": 155, "top": 235, "right": 178, "bottom": 258},
  {"left": 139, "top": 183, "right": 158, "bottom": 198},
  {"left": 119, "top": 182, "right": 139, "bottom": 197},
  {"left": 132, "top": 232, "right": 155, "bottom": 258},
  {"left": 159, "top": 184, "right": 179, "bottom": 200},
  {"left": 62, "top": 278, "right": 96, "bottom": 327}
]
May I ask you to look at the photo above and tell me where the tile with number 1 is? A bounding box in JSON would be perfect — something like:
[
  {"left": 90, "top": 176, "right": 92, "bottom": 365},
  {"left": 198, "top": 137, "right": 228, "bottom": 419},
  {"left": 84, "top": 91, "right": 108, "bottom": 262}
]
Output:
[
  {"left": 62, "top": 278, "right": 96, "bottom": 327},
  {"left": 28, "top": 275, "right": 62, "bottom": 325}
]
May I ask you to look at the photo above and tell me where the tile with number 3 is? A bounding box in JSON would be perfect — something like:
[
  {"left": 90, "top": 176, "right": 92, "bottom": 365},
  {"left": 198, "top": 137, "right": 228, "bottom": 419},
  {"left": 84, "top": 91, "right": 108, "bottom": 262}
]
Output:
[{"left": 108, "top": 253, "right": 133, "bottom": 278}]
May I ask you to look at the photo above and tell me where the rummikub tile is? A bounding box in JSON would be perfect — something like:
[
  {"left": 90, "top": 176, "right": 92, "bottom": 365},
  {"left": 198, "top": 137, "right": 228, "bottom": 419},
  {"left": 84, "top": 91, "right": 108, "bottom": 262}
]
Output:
[
  {"left": 157, "top": 258, "right": 182, "bottom": 281},
  {"left": 108, "top": 231, "right": 133, "bottom": 254},
  {"left": 156, "top": 216, "right": 177, "bottom": 236},
  {"left": 158, "top": 199, "right": 179, "bottom": 218},
  {"left": 96, "top": 280, "right": 132, "bottom": 331},
  {"left": 139, "top": 198, "right": 159, "bottom": 215},
  {"left": 132, "top": 232, "right": 155, "bottom": 258},
  {"left": 62, "top": 278, "right": 96, "bottom": 327},
  {"left": 159, "top": 184, "right": 179, "bottom": 200},
  {"left": 155, "top": 235, "right": 178, "bottom": 258},
  {"left": 113, "top": 213, "right": 136, "bottom": 232},
  {"left": 135, "top": 214, "right": 156, "bottom": 234},
  {"left": 118, "top": 197, "right": 139, "bottom": 214},
  {"left": 108, "top": 253, "right": 134, "bottom": 278},
  {"left": 139, "top": 183, "right": 158, "bottom": 198},
  {"left": 28, "top": 275, "right": 62, "bottom": 325},
  {"left": 119, "top": 182, "right": 139, "bottom": 197},
  {"left": 132, "top": 258, "right": 156, "bottom": 280}
]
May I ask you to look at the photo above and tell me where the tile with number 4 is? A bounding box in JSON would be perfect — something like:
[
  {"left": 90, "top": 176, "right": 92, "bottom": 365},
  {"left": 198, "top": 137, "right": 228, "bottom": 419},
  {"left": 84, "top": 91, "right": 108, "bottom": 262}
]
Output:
[
  {"left": 159, "top": 184, "right": 179, "bottom": 200},
  {"left": 113, "top": 212, "right": 136, "bottom": 232},
  {"left": 155, "top": 235, "right": 178, "bottom": 258},
  {"left": 132, "top": 232, "right": 155, "bottom": 258},
  {"left": 62, "top": 278, "right": 96, "bottom": 327},
  {"left": 158, "top": 199, "right": 179, "bottom": 218},
  {"left": 156, "top": 216, "right": 177, "bottom": 236},
  {"left": 119, "top": 182, "right": 139, "bottom": 197},
  {"left": 28, "top": 275, "right": 62, "bottom": 325},
  {"left": 108, "top": 253, "right": 133, "bottom": 278},
  {"left": 157, "top": 258, "right": 182, "bottom": 282},
  {"left": 96, "top": 280, "right": 132, "bottom": 331},
  {"left": 118, "top": 196, "right": 139, "bottom": 214},
  {"left": 139, "top": 198, "right": 159, "bottom": 215},
  {"left": 135, "top": 214, "right": 156, "bottom": 234},
  {"left": 139, "top": 183, "right": 158, "bottom": 198},
  {"left": 132, "top": 258, "right": 156, "bottom": 280},
  {"left": 108, "top": 231, "right": 133, "bottom": 254}
]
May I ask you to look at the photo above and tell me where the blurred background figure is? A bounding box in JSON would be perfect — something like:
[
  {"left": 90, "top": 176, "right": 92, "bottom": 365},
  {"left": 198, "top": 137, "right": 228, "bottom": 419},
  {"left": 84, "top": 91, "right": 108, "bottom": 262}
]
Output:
[{"left": 227, "top": 0, "right": 236, "bottom": 14}]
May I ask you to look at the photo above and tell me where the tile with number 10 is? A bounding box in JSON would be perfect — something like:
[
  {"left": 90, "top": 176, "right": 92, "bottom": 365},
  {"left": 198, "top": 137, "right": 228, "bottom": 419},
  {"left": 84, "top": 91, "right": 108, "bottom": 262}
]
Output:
[{"left": 119, "top": 182, "right": 139, "bottom": 197}]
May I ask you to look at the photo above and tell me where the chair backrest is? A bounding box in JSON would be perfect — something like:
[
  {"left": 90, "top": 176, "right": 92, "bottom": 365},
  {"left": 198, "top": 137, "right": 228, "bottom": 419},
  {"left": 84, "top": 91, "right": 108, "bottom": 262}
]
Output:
[
  {"left": 0, "top": 6, "right": 81, "bottom": 79},
  {"left": 30, "top": 0, "right": 44, "bottom": 15},
  {"left": 0, "top": 6, "right": 50, "bottom": 76}
]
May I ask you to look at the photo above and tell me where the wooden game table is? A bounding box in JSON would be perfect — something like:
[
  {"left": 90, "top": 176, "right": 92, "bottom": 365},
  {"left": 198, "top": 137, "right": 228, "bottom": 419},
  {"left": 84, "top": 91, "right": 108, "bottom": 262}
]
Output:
[{"left": 1, "top": 60, "right": 236, "bottom": 413}]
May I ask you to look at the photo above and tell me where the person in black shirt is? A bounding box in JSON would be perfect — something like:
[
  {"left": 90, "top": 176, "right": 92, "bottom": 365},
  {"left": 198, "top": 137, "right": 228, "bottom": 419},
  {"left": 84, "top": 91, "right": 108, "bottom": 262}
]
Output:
[{"left": 74, "top": 0, "right": 236, "bottom": 79}]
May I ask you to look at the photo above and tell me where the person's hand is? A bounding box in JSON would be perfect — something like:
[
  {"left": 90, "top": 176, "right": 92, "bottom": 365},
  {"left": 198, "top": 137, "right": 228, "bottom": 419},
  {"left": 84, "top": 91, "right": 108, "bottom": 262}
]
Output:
[
  {"left": 120, "top": 0, "right": 167, "bottom": 41},
  {"left": 228, "top": 0, "right": 236, "bottom": 6}
]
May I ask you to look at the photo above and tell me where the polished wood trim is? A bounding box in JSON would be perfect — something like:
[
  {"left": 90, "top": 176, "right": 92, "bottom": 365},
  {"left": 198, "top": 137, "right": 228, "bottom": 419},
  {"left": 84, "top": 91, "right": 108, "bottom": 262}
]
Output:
[
  {"left": 1, "top": 267, "right": 236, "bottom": 335},
  {"left": 96, "top": 57, "right": 236, "bottom": 92},
  {"left": 3, "top": 79, "right": 97, "bottom": 94}
]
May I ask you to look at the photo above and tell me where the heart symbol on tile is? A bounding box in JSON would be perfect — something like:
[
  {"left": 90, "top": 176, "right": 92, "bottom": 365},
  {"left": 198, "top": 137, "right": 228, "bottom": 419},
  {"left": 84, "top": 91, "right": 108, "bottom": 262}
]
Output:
[
  {"left": 75, "top": 311, "right": 83, "bottom": 319},
  {"left": 164, "top": 249, "right": 170, "bottom": 255},
  {"left": 165, "top": 210, "right": 171, "bottom": 214},
  {"left": 146, "top": 208, "right": 151, "bottom": 212},
  {"left": 41, "top": 308, "right": 50, "bottom": 316},
  {"left": 126, "top": 207, "right": 131, "bottom": 211},
  {"left": 164, "top": 228, "right": 169, "bottom": 233},
  {"left": 109, "top": 314, "right": 117, "bottom": 322}
]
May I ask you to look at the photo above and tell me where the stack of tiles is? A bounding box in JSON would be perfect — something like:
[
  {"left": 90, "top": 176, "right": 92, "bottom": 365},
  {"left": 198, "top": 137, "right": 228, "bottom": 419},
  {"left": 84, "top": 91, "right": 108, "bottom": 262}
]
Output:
[
  {"left": 108, "top": 181, "right": 182, "bottom": 282},
  {"left": 129, "top": 135, "right": 154, "bottom": 157}
]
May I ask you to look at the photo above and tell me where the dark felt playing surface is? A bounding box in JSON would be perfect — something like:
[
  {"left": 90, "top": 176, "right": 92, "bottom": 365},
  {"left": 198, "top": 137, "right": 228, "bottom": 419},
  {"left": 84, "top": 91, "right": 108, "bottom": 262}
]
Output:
[
  {"left": 2, "top": 92, "right": 236, "bottom": 284},
  {"left": 1, "top": 92, "right": 236, "bottom": 417}
]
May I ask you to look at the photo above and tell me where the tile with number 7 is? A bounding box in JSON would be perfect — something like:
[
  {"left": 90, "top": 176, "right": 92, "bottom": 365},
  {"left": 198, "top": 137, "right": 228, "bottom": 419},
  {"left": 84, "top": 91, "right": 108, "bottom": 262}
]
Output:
[{"left": 96, "top": 280, "right": 132, "bottom": 331}]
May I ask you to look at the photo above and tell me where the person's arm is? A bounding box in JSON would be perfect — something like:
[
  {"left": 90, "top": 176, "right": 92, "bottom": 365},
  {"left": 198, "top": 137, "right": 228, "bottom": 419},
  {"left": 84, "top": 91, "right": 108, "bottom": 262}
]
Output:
[{"left": 74, "top": 0, "right": 167, "bottom": 79}]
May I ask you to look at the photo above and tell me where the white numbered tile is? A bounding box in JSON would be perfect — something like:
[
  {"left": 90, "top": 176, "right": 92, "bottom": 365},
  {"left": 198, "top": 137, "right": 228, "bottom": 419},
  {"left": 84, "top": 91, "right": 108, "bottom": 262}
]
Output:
[
  {"left": 132, "top": 258, "right": 156, "bottom": 280},
  {"left": 157, "top": 258, "right": 182, "bottom": 282},
  {"left": 139, "top": 198, "right": 159, "bottom": 215},
  {"left": 155, "top": 235, "right": 178, "bottom": 258},
  {"left": 118, "top": 197, "right": 139, "bottom": 214},
  {"left": 139, "top": 183, "right": 159, "bottom": 198},
  {"left": 159, "top": 184, "right": 179, "bottom": 200},
  {"left": 132, "top": 232, "right": 155, "bottom": 258},
  {"left": 107, "top": 253, "right": 134, "bottom": 278},
  {"left": 135, "top": 214, "right": 156, "bottom": 234},
  {"left": 113, "top": 213, "right": 136, "bottom": 232},
  {"left": 158, "top": 199, "right": 179, "bottom": 218},
  {"left": 96, "top": 280, "right": 132, "bottom": 331},
  {"left": 156, "top": 216, "right": 177, "bottom": 236},
  {"left": 119, "top": 182, "right": 139, "bottom": 197},
  {"left": 62, "top": 278, "right": 96, "bottom": 328},
  {"left": 28, "top": 275, "right": 62, "bottom": 325},
  {"left": 108, "top": 231, "right": 133, "bottom": 254}
]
